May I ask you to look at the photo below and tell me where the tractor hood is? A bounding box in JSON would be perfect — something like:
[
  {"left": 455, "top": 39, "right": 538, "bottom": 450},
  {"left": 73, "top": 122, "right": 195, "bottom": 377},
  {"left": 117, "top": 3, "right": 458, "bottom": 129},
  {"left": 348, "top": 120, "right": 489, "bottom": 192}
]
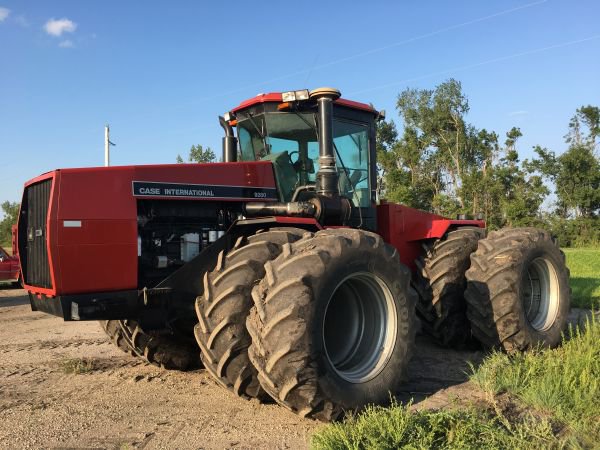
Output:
[{"left": 18, "top": 162, "right": 278, "bottom": 297}]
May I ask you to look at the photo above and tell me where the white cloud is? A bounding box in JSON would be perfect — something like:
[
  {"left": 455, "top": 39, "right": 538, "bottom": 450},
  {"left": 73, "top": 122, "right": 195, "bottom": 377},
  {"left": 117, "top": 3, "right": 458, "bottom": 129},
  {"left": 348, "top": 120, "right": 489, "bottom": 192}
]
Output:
[
  {"left": 58, "top": 39, "right": 74, "bottom": 48},
  {"left": 44, "top": 18, "right": 77, "bottom": 36},
  {"left": 0, "top": 7, "right": 10, "bottom": 22},
  {"left": 508, "top": 110, "right": 529, "bottom": 117}
]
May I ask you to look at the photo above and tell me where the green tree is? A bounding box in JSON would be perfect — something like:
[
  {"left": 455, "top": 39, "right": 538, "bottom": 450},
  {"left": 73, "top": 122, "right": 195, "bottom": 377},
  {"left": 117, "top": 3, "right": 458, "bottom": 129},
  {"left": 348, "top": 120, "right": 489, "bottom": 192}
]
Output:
[
  {"left": 376, "top": 118, "right": 439, "bottom": 211},
  {"left": 0, "top": 201, "right": 20, "bottom": 245},
  {"left": 375, "top": 119, "right": 398, "bottom": 198},
  {"left": 379, "top": 79, "right": 548, "bottom": 226},
  {"left": 176, "top": 144, "right": 216, "bottom": 163},
  {"left": 396, "top": 79, "right": 473, "bottom": 210},
  {"left": 493, "top": 129, "right": 548, "bottom": 227},
  {"left": 565, "top": 105, "right": 600, "bottom": 150},
  {"left": 529, "top": 106, "right": 600, "bottom": 218}
]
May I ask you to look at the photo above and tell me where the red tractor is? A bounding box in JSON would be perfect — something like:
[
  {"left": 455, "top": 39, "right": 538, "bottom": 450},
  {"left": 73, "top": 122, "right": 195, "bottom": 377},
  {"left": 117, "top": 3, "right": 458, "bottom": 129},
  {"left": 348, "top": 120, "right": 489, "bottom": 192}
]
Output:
[{"left": 17, "top": 88, "right": 570, "bottom": 421}]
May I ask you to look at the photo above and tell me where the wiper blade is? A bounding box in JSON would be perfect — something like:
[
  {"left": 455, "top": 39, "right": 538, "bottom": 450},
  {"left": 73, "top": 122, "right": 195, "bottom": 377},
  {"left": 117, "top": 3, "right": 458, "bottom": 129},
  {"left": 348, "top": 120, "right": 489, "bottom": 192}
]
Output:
[{"left": 246, "top": 112, "right": 265, "bottom": 140}]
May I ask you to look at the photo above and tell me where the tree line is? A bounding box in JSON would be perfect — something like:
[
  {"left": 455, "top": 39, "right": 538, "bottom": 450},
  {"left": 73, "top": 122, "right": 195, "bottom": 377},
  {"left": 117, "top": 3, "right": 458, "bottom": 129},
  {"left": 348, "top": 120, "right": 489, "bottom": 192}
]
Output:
[
  {"left": 1, "top": 81, "right": 598, "bottom": 248},
  {"left": 376, "top": 79, "right": 599, "bottom": 247}
]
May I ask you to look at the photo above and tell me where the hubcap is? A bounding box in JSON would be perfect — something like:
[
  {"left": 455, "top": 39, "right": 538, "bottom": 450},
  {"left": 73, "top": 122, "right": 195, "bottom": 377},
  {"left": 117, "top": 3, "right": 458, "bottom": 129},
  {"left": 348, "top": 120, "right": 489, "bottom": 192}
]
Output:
[
  {"left": 322, "top": 272, "right": 397, "bottom": 383},
  {"left": 522, "top": 257, "right": 560, "bottom": 331}
]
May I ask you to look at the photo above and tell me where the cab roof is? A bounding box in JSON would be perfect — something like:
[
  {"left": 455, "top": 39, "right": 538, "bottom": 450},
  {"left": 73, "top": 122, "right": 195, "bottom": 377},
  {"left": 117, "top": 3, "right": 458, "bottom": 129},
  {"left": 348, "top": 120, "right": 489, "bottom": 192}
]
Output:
[{"left": 231, "top": 92, "right": 378, "bottom": 115}]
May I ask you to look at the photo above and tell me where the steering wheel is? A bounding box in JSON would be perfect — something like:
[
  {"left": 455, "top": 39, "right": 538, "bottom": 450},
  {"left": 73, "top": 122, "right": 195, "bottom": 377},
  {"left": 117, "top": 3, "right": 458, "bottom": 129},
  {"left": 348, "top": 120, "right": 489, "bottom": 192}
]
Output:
[{"left": 287, "top": 150, "right": 300, "bottom": 166}]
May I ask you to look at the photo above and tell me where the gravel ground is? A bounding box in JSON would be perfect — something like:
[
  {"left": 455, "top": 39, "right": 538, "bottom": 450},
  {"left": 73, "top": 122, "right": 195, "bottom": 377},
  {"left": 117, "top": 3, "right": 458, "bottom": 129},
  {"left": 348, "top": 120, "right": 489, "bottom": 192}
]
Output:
[{"left": 0, "top": 286, "right": 590, "bottom": 449}]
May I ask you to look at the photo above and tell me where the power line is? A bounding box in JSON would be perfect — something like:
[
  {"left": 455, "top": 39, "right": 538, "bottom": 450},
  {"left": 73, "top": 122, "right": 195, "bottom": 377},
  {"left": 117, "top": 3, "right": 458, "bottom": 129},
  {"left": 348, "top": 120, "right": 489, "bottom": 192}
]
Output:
[
  {"left": 101, "top": 0, "right": 549, "bottom": 134},
  {"left": 348, "top": 35, "right": 600, "bottom": 96},
  {"left": 191, "top": 0, "right": 549, "bottom": 104},
  {"left": 130, "top": 34, "right": 599, "bottom": 146}
]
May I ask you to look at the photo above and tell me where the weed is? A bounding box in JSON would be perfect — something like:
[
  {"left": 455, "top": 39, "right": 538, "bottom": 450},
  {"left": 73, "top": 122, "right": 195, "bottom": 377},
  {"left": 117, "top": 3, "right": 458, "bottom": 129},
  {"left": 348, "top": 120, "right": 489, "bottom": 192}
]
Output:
[{"left": 61, "top": 357, "right": 95, "bottom": 374}]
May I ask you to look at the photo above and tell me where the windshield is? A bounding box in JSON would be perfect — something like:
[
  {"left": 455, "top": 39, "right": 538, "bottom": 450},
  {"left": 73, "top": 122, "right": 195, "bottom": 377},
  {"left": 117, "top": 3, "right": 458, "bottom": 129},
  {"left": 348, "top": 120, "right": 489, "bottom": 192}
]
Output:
[{"left": 237, "top": 112, "right": 370, "bottom": 207}]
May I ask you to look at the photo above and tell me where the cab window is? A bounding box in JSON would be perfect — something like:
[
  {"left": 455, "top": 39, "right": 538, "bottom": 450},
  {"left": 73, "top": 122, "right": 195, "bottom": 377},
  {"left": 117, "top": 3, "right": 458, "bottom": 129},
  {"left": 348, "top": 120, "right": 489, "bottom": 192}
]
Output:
[{"left": 333, "top": 120, "right": 370, "bottom": 207}]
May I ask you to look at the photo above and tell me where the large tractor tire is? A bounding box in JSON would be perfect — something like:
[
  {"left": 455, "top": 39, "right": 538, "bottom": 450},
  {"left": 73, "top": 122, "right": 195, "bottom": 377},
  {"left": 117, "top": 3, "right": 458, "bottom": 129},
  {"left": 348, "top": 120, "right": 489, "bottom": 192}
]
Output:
[
  {"left": 413, "top": 227, "right": 484, "bottom": 347},
  {"left": 100, "top": 320, "right": 200, "bottom": 370},
  {"left": 247, "top": 229, "right": 417, "bottom": 421},
  {"left": 465, "top": 227, "right": 571, "bottom": 352},
  {"left": 194, "top": 228, "right": 309, "bottom": 399}
]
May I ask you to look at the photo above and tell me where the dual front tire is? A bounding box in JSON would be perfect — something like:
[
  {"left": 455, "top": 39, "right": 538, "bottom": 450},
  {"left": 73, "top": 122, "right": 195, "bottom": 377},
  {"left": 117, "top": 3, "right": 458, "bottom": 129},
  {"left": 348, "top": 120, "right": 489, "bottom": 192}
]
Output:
[
  {"left": 247, "top": 229, "right": 416, "bottom": 421},
  {"left": 195, "top": 228, "right": 417, "bottom": 421}
]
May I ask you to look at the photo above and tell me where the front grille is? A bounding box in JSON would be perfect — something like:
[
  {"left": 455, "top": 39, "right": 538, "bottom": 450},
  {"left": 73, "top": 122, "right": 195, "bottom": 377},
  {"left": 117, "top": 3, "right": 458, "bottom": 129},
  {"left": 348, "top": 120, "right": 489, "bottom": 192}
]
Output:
[{"left": 19, "top": 179, "right": 53, "bottom": 288}]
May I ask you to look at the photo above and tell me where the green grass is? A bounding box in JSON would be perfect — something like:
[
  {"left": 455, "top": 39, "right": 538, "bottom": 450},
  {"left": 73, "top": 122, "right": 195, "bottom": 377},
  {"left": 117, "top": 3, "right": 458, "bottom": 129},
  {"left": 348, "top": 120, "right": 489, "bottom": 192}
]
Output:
[
  {"left": 564, "top": 248, "right": 600, "bottom": 309},
  {"left": 471, "top": 315, "right": 600, "bottom": 447},
  {"left": 311, "top": 401, "right": 563, "bottom": 450}
]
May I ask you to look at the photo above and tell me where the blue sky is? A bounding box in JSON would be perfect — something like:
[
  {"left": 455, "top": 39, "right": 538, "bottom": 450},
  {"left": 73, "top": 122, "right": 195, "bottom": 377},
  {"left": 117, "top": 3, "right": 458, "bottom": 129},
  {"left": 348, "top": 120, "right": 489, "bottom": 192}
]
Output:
[{"left": 1, "top": 0, "right": 599, "bottom": 205}]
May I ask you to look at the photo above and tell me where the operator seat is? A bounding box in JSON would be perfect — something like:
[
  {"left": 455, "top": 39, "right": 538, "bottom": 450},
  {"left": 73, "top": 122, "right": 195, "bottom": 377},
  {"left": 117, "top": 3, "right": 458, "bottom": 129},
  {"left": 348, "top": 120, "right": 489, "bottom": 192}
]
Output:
[{"left": 260, "top": 151, "right": 298, "bottom": 201}]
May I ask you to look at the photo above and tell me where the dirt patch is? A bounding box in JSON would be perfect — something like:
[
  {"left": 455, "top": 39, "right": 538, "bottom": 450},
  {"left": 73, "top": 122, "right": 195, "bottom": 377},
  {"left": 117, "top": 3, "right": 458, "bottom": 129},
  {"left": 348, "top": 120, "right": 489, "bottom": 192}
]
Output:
[{"left": 0, "top": 287, "right": 492, "bottom": 449}]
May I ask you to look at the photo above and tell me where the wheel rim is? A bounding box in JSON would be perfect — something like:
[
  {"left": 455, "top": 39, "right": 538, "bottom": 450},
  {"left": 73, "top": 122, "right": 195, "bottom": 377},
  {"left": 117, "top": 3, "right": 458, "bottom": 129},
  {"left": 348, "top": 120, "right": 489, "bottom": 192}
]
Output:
[
  {"left": 522, "top": 257, "right": 560, "bottom": 331},
  {"left": 322, "top": 272, "right": 397, "bottom": 383}
]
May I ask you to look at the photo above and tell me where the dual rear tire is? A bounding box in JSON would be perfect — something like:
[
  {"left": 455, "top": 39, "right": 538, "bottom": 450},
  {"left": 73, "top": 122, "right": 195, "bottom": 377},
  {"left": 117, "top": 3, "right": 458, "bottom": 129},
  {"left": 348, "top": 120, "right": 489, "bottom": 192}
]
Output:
[
  {"left": 415, "top": 226, "right": 570, "bottom": 352},
  {"left": 465, "top": 228, "right": 571, "bottom": 352},
  {"left": 413, "top": 227, "right": 484, "bottom": 347}
]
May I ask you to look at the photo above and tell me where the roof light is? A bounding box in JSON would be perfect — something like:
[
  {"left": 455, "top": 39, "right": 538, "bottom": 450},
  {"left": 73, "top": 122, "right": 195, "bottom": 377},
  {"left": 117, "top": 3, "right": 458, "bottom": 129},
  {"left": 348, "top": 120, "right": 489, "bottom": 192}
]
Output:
[
  {"left": 223, "top": 111, "right": 235, "bottom": 122},
  {"left": 281, "top": 89, "right": 310, "bottom": 102},
  {"left": 294, "top": 89, "right": 310, "bottom": 101},
  {"left": 282, "top": 91, "right": 296, "bottom": 102}
]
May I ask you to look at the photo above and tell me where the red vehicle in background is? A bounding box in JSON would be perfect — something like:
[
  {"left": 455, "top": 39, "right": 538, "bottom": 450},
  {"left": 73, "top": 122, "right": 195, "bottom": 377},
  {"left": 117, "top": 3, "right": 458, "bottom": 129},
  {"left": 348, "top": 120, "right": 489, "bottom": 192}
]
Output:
[{"left": 0, "top": 225, "right": 20, "bottom": 285}]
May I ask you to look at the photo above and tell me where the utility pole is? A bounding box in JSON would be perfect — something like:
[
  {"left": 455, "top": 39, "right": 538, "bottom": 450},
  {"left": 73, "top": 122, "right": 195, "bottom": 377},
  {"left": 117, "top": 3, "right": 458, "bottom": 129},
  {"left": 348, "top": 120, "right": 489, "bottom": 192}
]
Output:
[
  {"left": 104, "top": 124, "right": 115, "bottom": 166},
  {"left": 104, "top": 124, "right": 110, "bottom": 167}
]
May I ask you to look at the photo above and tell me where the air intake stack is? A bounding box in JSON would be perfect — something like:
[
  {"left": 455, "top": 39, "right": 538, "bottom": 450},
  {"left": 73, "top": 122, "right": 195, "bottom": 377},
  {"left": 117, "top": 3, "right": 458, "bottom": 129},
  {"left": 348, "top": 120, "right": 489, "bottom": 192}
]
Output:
[
  {"left": 310, "top": 87, "right": 341, "bottom": 198},
  {"left": 244, "top": 87, "right": 351, "bottom": 225}
]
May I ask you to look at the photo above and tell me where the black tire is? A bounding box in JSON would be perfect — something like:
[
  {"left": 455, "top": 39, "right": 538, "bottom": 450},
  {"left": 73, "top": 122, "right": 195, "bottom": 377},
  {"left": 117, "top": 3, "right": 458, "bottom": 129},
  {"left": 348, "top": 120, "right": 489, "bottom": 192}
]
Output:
[
  {"left": 247, "top": 228, "right": 417, "bottom": 421},
  {"left": 194, "top": 228, "right": 309, "bottom": 399},
  {"left": 100, "top": 320, "right": 200, "bottom": 370},
  {"left": 413, "top": 227, "right": 484, "bottom": 347},
  {"left": 465, "top": 227, "right": 571, "bottom": 352}
]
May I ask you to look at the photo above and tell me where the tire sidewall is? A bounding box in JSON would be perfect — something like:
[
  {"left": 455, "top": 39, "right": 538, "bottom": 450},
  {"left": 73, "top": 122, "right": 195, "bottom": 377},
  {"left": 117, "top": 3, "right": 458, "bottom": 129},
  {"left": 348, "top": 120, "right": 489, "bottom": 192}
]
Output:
[
  {"left": 515, "top": 239, "right": 570, "bottom": 346},
  {"left": 307, "top": 239, "right": 412, "bottom": 409}
]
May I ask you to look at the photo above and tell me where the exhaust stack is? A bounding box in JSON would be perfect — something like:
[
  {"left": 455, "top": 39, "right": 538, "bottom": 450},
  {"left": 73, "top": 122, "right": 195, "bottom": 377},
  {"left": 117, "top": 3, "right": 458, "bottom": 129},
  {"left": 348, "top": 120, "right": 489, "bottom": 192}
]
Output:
[{"left": 219, "top": 116, "right": 238, "bottom": 163}]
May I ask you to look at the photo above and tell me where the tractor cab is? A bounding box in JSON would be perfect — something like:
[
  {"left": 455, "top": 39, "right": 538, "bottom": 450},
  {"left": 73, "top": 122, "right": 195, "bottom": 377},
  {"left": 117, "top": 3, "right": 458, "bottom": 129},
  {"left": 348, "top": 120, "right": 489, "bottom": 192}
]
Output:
[{"left": 223, "top": 89, "right": 380, "bottom": 229}]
